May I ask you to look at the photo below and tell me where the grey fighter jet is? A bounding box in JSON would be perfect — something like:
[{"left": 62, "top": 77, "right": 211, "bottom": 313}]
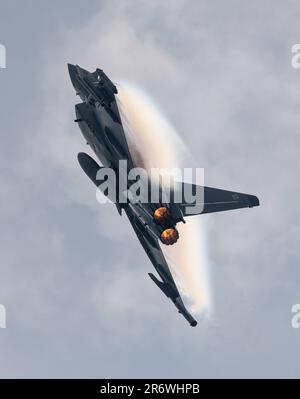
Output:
[{"left": 68, "top": 64, "right": 260, "bottom": 327}]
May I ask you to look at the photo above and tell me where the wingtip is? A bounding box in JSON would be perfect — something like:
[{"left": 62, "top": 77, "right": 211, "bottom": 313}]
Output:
[{"left": 248, "top": 195, "right": 260, "bottom": 207}]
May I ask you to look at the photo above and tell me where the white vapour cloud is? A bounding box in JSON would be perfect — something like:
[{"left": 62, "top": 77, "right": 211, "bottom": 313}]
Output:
[{"left": 116, "top": 84, "right": 212, "bottom": 314}]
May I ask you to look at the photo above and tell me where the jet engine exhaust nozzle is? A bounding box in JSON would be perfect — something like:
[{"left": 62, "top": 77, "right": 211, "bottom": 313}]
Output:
[
  {"left": 153, "top": 207, "right": 171, "bottom": 226},
  {"left": 160, "top": 228, "right": 179, "bottom": 245}
]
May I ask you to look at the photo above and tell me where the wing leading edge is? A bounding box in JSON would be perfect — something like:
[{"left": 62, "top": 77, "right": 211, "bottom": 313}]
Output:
[{"left": 148, "top": 273, "right": 197, "bottom": 327}]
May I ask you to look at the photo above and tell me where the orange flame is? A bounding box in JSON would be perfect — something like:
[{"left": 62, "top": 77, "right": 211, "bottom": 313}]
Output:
[
  {"left": 160, "top": 228, "right": 179, "bottom": 245},
  {"left": 153, "top": 207, "right": 171, "bottom": 225}
]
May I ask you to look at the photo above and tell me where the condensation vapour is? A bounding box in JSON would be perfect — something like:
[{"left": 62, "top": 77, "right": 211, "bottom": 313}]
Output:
[{"left": 116, "top": 83, "right": 212, "bottom": 316}]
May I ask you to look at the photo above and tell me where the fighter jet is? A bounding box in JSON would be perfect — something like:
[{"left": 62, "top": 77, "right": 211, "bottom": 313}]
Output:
[{"left": 68, "top": 64, "right": 259, "bottom": 327}]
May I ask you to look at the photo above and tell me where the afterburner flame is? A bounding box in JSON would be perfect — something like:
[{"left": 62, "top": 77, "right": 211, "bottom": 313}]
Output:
[
  {"left": 160, "top": 228, "right": 179, "bottom": 245},
  {"left": 153, "top": 207, "right": 171, "bottom": 226}
]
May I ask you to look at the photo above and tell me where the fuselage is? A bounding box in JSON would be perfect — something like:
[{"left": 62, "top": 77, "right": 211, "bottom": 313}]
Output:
[{"left": 68, "top": 64, "right": 182, "bottom": 245}]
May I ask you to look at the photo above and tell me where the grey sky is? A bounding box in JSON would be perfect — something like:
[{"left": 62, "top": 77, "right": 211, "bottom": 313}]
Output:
[{"left": 0, "top": 0, "right": 300, "bottom": 378}]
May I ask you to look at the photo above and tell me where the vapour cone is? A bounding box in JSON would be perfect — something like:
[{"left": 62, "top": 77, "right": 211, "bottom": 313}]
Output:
[{"left": 116, "top": 83, "right": 212, "bottom": 316}]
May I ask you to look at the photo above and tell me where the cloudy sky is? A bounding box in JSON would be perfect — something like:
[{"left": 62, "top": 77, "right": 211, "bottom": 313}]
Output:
[{"left": 0, "top": 0, "right": 300, "bottom": 378}]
